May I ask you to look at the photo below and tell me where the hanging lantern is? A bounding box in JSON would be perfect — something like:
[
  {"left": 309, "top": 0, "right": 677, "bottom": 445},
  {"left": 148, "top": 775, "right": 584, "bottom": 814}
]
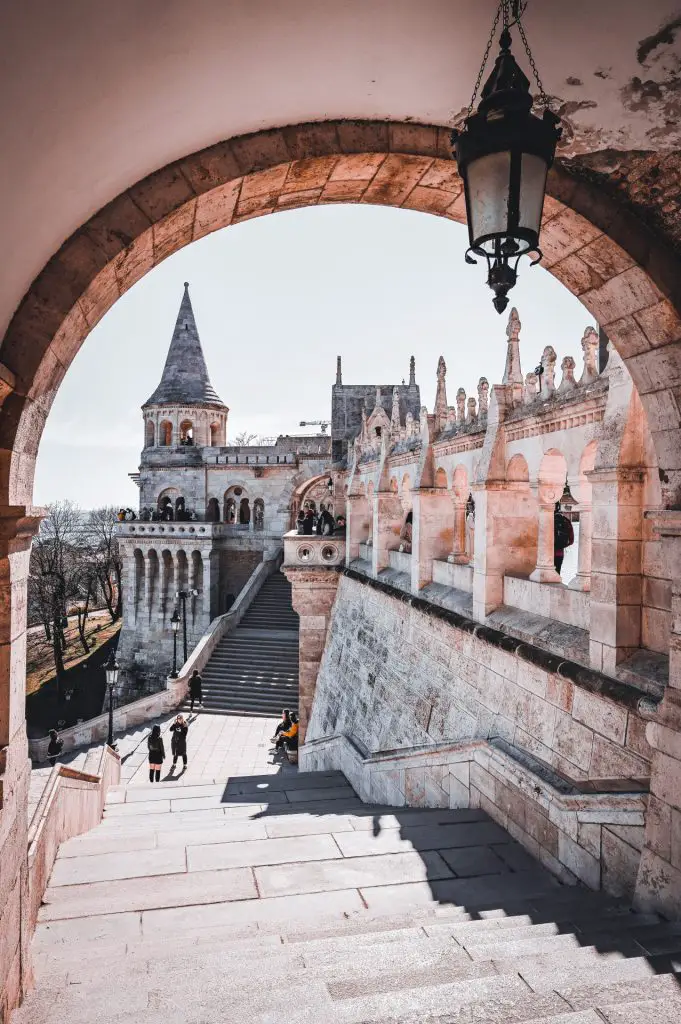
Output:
[{"left": 451, "top": 1, "right": 562, "bottom": 314}]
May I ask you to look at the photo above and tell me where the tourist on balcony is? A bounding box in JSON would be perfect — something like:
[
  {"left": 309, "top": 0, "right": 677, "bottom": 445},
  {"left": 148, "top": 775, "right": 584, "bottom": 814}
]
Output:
[
  {"left": 399, "top": 511, "right": 413, "bottom": 554},
  {"left": 302, "top": 509, "right": 315, "bottom": 535},
  {"left": 334, "top": 514, "right": 346, "bottom": 535},
  {"left": 47, "top": 729, "right": 63, "bottom": 767},
  {"left": 554, "top": 501, "right": 574, "bottom": 575},
  {"left": 169, "top": 714, "right": 189, "bottom": 770},
  {"left": 318, "top": 505, "right": 335, "bottom": 536},
  {"left": 147, "top": 724, "right": 165, "bottom": 783},
  {"left": 296, "top": 510, "right": 305, "bottom": 533}
]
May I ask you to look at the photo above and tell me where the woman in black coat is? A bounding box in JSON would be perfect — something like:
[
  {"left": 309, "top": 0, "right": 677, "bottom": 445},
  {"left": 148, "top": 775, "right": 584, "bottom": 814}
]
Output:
[
  {"left": 147, "top": 724, "right": 165, "bottom": 782},
  {"left": 169, "top": 714, "right": 189, "bottom": 769}
]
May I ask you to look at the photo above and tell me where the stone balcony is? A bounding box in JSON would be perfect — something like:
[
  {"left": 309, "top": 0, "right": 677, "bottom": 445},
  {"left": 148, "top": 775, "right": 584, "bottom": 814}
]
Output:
[
  {"left": 282, "top": 530, "right": 346, "bottom": 569},
  {"left": 115, "top": 521, "right": 280, "bottom": 541}
]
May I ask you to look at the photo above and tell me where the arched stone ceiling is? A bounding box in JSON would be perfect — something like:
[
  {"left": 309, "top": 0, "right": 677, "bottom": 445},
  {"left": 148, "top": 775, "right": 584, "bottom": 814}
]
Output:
[{"left": 1, "top": 0, "right": 680, "bottom": 337}]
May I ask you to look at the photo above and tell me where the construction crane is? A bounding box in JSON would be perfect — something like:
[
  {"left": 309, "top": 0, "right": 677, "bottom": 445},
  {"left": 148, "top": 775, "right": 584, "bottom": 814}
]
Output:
[{"left": 299, "top": 420, "right": 329, "bottom": 434}]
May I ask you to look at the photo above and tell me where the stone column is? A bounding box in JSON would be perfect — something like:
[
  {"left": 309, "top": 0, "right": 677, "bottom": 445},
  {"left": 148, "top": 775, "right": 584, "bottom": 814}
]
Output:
[
  {"left": 529, "top": 499, "right": 562, "bottom": 584},
  {"left": 568, "top": 503, "right": 593, "bottom": 591},
  {"left": 207, "top": 549, "right": 221, "bottom": 618},
  {"left": 411, "top": 487, "right": 454, "bottom": 593},
  {"left": 0, "top": 506, "right": 43, "bottom": 1019},
  {"left": 371, "top": 490, "right": 403, "bottom": 577},
  {"left": 449, "top": 498, "right": 468, "bottom": 564},
  {"left": 283, "top": 567, "right": 340, "bottom": 744},
  {"left": 345, "top": 492, "right": 370, "bottom": 565},
  {"left": 588, "top": 468, "right": 643, "bottom": 674},
  {"left": 471, "top": 486, "right": 507, "bottom": 620},
  {"left": 635, "top": 512, "right": 681, "bottom": 918}
]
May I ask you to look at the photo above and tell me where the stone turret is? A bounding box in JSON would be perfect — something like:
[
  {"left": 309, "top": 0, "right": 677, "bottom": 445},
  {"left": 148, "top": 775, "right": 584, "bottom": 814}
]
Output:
[{"left": 142, "top": 283, "right": 228, "bottom": 449}]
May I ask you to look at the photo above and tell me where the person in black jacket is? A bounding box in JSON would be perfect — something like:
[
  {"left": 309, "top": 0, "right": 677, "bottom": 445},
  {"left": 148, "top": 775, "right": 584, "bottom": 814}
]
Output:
[
  {"left": 189, "top": 670, "right": 203, "bottom": 711},
  {"left": 147, "top": 724, "right": 165, "bottom": 782},
  {"left": 170, "top": 714, "right": 189, "bottom": 770},
  {"left": 47, "top": 729, "right": 63, "bottom": 767}
]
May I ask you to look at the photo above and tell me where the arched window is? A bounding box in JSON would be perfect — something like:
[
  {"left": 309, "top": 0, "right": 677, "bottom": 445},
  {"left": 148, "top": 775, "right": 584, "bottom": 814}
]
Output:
[
  {"left": 145, "top": 420, "right": 155, "bottom": 448},
  {"left": 206, "top": 497, "right": 220, "bottom": 522},
  {"left": 159, "top": 420, "right": 172, "bottom": 446},
  {"left": 224, "top": 497, "right": 236, "bottom": 524},
  {"left": 239, "top": 498, "right": 251, "bottom": 525},
  {"left": 253, "top": 498, "right": 264, "bottom": 531},
  {"left": 210, "top": 422, "right": 221, "bottom": 446},
  {"left": 175, "top": 496, "right": 186, "bottom": 521},
  {"left": 179, "top": 419, "right": 194, "bottom": 445}
]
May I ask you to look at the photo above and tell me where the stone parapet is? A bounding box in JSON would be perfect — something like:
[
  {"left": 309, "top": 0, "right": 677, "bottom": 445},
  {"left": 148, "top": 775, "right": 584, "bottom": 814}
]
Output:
[
  {"left": 282, "top": 530, "right": 346, "bottom": 569},
  {"left": 301, "top": 732, "right": 647, "bottom": 896}
]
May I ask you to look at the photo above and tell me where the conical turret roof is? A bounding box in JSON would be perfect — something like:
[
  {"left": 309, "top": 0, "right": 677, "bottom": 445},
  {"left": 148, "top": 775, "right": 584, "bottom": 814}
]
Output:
[{"left": 144, "top": 283, "right": 226, "bottom": 408}]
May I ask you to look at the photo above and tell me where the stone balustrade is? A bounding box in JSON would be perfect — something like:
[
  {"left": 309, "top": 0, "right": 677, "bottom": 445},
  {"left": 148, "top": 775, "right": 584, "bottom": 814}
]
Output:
[{"left": 282, "top": 530, "right": 346, "bottom": 569}]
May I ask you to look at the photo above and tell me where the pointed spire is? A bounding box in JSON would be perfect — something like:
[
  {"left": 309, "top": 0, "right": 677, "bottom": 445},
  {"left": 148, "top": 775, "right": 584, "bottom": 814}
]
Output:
[
  {"left": 144, "top": 283, "right": 226, "bottom": 408},
  {"left": 409, "top": 355, "right": 416, "bottom": 387},
  {"left": 335, "top": 355, "right": 342, "bottom": 385},
  {"left": 502, "top": 306, "right": 523, "bottom": 386},
  {"left": 434, "top": 356, "right": 448, "bottom": 431}
]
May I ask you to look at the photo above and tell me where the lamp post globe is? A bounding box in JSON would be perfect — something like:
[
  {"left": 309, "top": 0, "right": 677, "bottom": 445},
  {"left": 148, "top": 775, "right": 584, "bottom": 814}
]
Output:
[
  {"left": 105, "top": 651, "right": 119, "bottom": 750},
  {"left": 451, "top": 2, "right": 561, "bottom": 313}
]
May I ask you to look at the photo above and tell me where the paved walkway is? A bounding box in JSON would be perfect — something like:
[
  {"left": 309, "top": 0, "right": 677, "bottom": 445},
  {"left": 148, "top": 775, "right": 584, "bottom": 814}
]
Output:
[{"left": 17, "top": 714, "right": 681, "bottom": 1024}]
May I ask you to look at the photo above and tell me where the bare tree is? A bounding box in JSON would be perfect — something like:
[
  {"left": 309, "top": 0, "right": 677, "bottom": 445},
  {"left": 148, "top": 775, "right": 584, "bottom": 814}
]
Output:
[
  {"left": 29, "top": 501, "right": 85, "bottom": 692},
  {"left": 85, "top": 506, "right": 123, "bottom": 622},
  {"left": 232, "top": 430, "right": 262, "bottom": 446}
]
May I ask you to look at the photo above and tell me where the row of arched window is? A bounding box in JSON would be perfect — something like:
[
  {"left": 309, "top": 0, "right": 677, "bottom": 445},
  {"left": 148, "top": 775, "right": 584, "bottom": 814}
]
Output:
[
  {"left": 145, "top": 419, "right": 222, "bottom": 447},
  {"left": 206, "top": 496, "right": 264, "bottom": 529}
]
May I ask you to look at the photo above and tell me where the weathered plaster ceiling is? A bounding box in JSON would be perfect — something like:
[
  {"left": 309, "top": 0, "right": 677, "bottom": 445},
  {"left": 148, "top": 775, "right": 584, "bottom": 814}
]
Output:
[{"left": 0, "top": 0, "right": 680, "bottom": 337}]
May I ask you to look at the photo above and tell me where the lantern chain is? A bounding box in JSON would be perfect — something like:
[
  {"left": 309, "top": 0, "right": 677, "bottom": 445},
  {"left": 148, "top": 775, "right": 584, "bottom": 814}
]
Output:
[
  {"left": 465, "top": 0, "right": 504, "bottom": 120},
  {"left": 514, "top": 15, "right": 550, "bottom": 109}
]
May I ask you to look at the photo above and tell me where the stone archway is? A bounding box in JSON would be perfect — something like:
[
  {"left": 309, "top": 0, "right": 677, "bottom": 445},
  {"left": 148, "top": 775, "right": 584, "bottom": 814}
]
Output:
[{"left": 2, "top": 122, "right": 681, "bottom": 1010}]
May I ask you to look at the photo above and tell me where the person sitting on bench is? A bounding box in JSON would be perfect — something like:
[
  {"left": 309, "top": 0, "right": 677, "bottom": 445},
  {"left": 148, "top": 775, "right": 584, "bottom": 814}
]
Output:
[{"left": 275, "top": 712, "right": 298, "bottom": 753}]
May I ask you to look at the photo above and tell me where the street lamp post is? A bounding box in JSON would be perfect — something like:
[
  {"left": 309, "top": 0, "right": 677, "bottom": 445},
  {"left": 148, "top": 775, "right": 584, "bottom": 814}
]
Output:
[
  {"left": 170, "top": 608, "right": 180, "bottom": 678},
  {"left": 105, "top": 651, "right": 119, "bottom": 750},
  {"left": 175, "top": 589, "right": 199, "bottom": 666}
]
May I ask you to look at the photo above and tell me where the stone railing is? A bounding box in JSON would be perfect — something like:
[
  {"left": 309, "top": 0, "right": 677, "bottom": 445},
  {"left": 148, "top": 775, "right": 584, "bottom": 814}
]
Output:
[
  {"left": 27, "top": 743, "right": 120, "bottom": 931},
  {"left": 301, "top": 732, "right": 647, "bottom": 898},
  {"left": 283, "top": 530, "right": 346, "bottom": 568},
  {"left": 28, "top": 551, "right": 282, "bottom": 761}
]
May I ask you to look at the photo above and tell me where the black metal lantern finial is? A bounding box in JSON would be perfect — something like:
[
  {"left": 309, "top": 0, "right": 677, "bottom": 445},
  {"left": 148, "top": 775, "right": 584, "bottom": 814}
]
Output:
[{"left": 452, "top": 0, "right": 562, "bottom": 313}]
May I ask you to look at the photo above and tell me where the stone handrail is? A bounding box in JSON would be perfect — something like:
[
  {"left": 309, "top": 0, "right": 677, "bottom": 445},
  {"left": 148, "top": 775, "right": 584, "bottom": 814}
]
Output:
[
  {"left": 28, "top": 549, "right": 283, "bottom": 761},
  {"left": 300, "top": 732, "right": 647, "bottom": 894},
  {"left": 27, "top": 743, "right": 120, "bottom": 931}
]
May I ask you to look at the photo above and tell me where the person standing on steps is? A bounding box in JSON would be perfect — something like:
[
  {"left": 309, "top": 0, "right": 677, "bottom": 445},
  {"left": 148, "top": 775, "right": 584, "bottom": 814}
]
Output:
[
  {"left": 189, "top": 669, "right": 203, "bottom": 712},
  {"left": 554, "top": 501, "right": 575, "bottom": 575},
  {"left": 170, "top": 714, "right": 189, "bottom": 770},
  {"left": 147, "top": 724, "right": 165, "bottom": 782},
  {"left": 47, "top": 728, "right": 63, "bottom": 767}
]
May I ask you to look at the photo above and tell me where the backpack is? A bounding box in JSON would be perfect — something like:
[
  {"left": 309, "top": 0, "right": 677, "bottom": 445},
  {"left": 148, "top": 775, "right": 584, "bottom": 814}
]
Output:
[{"left": 555, "top": 514, "right": 572, "bottom": 550}]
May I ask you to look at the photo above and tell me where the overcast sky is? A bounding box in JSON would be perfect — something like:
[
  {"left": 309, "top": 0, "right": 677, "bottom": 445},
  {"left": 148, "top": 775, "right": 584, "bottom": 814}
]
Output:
[{"left": 34, "top": 204, "right": 597, "bottom": 509}]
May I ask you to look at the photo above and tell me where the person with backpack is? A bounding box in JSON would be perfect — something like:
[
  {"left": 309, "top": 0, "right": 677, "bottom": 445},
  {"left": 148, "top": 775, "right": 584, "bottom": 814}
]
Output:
[
  {"left": 147, "top": 724, "right": 165, "bottom": 782},
  {"left": 189, "top": 669, "right": 203, "bottom": 712},
  {"left": 47, "top": 729, "right": 63, "bottom": 767},
  {"left": 554, "top": 501, "right": 575, "bottom": 575}
]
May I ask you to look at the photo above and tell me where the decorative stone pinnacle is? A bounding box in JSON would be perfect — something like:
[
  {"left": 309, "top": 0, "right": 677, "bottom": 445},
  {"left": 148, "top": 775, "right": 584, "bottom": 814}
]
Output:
[
  {"left": 456, "top": 387, "right": 466, "bottom": 422},
  {"left": 409, "top": 356, "right": 416, "bottom": 386},
  {"left": 502, "top": 306, "right": 523, "bottom": 386},
  {"left": 467, "top": 396, "right": 477, "bottom": 423},
  {"left": 477, "top": 377, "right": 489, "bottom": 417},
  {"left": 540, "top": 345, "right": 557, "bottom": 400},
  {"left": 506, "top": 306, "right": 521, "bottom": 340},
  {"left": 335, "top": 355, "right": 342, "bottom": 385},
  {"left": 523, "top": 371, "right": 538, "bottom": 404},
  {"left": 558, "top": 355, "right": 577, "bottom": 393},
  {"left": 580, "top": 326, "right": 599, "bottom": 385},
  {"left": 434, "top": 356, "right": 448, "bottom": 429}
]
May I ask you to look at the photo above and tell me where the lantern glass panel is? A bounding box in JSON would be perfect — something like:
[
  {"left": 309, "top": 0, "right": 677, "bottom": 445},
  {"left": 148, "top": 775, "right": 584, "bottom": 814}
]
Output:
[
  {"left": 467, "top": 150, "right": 511, "bottom": 245},
  {"left": 519, "top": 152, "right": 548, "bottom": 239}
]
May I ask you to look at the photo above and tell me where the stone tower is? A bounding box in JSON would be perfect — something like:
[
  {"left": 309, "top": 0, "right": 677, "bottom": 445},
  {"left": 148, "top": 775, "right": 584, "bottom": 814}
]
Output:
[{"left": 142, "top": 282, "right": 228, "bottom": 452}]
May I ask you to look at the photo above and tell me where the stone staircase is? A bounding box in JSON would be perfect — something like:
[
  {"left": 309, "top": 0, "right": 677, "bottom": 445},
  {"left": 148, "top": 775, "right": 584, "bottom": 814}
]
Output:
[
  {"left": 194, "top": 572, "right": 299, "bottom": 717},
  {"left": 16, "top": 766, "right": 681, "bottom": 1024}
]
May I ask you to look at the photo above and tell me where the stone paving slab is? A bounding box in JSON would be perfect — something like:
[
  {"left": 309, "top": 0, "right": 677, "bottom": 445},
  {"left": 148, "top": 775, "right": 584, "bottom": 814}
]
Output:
[
  {"left": 50, "top": 847, "right": 187, "bottom": 886},
  {"left": 187, "top": 832, "right": 341, "bottom": 871},
  {"left": 40, "top": 866, "right": 258, "bottom": 919},
  {"left": 255, "top": 849, "right": 454, "bottom": 898},
  {"left": 333, "top": 821, "right": 511, "bottom": 857}
]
